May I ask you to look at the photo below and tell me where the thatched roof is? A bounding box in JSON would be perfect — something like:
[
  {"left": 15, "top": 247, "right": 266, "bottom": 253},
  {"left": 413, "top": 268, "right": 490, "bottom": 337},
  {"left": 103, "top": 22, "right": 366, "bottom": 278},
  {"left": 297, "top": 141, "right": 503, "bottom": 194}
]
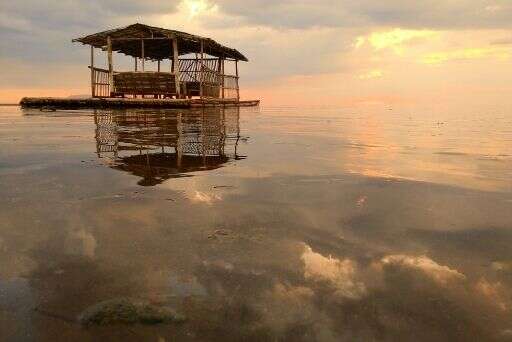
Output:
[
  {"left": 72, "top": 23, "right": 248, "bottom": 61},
  {"left": 114, "top": 153, "right": 229, "bottom": 186}
]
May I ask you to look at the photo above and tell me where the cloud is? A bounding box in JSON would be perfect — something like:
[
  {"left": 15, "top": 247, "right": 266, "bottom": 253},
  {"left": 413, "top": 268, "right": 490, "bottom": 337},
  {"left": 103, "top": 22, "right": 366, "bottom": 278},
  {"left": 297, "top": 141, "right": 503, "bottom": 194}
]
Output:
[
  {"left": 359, "top": 69, "right": 384, "bottom": 80},
  {"left": 0, "top": 1, "right": 181, "bottom": 64},
  {"left": 190, "top": 191, "right": 222, "bottom": 205},
  {"left": 491, "top": 261, "right": 512, "bottom": 271},
  {"left": 65, "top": 229, "right": 97, "bottom": 258},
  {"left": 380, "top": 255, "right": 465, "bottom": 285},
  {"left": 1, "top": 1, "right": 180, "bottom": 31},
  {"left": 214, "top": 0, "right": 358, "bottom": 30},
  {"left": 421, "top": 46, "right": 511, "bottom": 64},
  {"left": 358, "top": 28, "right": 438, "bottom": 53},
  {"left": 261, "top": 282, "right": 338, "bottom": 341},
  {"left": 216, "top": 0, "right": 512, "bottom": 29},
  {"left": 0, "top": 13, "right": 32, "bottom": 32},
  {"left": 231, "top": 26, "right": 354, "bottom": 82},
  {"left": 301, "top": 244, "right": 366, "bottom": 299},
  {"left": 474, "top": 278, "right": 508, "bottom": 311}
]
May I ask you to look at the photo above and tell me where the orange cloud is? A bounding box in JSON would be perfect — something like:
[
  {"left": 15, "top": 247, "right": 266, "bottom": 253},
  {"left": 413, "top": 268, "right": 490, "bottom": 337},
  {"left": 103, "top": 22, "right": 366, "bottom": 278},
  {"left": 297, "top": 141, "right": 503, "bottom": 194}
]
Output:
[{"left": 422, "top": 46, "right": 511, "bottom": 64}]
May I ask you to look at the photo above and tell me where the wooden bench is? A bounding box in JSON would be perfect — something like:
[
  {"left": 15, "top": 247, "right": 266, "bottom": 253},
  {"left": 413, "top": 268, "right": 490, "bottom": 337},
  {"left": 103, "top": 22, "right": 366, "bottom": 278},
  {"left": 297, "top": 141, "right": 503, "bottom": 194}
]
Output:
[{"left": 113, "top": 72, "right": 178, "bottom": 98}]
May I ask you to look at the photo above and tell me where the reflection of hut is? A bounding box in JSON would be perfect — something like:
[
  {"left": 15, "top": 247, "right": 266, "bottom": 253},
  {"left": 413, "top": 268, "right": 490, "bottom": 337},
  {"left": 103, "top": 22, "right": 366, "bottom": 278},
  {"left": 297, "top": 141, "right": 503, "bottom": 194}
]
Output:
[{"left": 94, "top": 108, "right": 244, "bottom": 186}]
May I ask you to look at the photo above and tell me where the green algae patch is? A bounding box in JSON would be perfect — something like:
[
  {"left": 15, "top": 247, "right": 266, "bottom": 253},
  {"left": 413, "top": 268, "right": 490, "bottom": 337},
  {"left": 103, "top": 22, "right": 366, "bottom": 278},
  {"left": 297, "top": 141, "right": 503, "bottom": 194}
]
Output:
[{"left": 79, "top": 298, "right": 186, "bottom": 326}]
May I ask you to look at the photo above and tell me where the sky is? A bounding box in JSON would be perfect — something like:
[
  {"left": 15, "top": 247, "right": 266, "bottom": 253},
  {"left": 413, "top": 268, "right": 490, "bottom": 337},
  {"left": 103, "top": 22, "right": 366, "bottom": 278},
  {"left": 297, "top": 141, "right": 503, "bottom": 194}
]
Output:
[{"left": 1, "top": 0, "right": 512, "bottom": 105}]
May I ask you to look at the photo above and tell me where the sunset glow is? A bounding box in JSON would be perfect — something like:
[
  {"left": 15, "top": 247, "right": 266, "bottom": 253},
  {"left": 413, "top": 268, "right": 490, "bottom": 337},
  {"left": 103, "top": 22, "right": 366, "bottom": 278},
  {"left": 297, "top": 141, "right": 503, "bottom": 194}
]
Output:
[
  {"left": 362, "top": 28, "right": 438, "bottom": 53},
  {"left": 180, "top": 0, "right": 216, "bottom": 19},
  {"left": 2, "top": 1, "right": 512, "bottom": 106}
]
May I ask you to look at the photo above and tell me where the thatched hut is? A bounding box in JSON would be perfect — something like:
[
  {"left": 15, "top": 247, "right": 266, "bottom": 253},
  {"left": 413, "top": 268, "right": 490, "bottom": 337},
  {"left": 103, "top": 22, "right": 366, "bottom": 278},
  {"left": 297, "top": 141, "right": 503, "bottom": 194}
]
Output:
[{"left": 73, "top": 23, "right": 248, "bottom": 100}]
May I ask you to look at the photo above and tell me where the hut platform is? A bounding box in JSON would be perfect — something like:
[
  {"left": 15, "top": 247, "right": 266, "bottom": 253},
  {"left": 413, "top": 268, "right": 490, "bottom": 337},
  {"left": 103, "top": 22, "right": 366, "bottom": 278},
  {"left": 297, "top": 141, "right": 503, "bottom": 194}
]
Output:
[{"left": 19, "top": 97, "right": 259, "bottom": 109}]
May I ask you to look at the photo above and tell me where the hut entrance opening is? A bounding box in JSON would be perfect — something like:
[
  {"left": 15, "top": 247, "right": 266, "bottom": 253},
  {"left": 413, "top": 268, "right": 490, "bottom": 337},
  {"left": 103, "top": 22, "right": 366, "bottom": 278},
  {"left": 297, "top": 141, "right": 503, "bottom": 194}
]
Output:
[{"left": 73, "top": 23, "right": 247, "bottom": 100}]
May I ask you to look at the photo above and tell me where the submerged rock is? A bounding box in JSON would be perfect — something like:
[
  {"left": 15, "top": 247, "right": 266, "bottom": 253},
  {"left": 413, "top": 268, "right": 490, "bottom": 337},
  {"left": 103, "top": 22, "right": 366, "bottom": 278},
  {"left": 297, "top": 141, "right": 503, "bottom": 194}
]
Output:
[{"left": 79, "top": 298, "right": 185, "bottom": 326}]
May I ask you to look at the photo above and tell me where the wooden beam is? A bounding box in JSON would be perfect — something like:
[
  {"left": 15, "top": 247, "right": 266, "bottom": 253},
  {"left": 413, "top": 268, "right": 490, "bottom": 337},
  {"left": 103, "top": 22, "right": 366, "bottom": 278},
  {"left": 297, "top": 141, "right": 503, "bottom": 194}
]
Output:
[
  {"left": 134, "top": 57, "right": 138, "bottom": 98},
  {"left": 201, "top": 110, "right": 206, "bottom": 162},
  {"left": 194, "top": 53, "right": 199, "bottom": 82},
  {"left": 200, "top": 40, "right": 204, "bottom": 99},
  {"left": 177, "top": 112, "right": 182, "bottom": 168},
  {"left": 141, "top": 39, "right": 145, "bottom": 71},
  {"left": 107, "top": 36, "right": 113, "bottom": 97},
  {"left": 219, "top": 58, "right": 224, "bottom": 99},
  {"left": 172, "top": 37, "right": 181, "bottom": 98},
  {"left": 235, "top": 60, "right": 240, "bottom": 101},
  {"left": 90, "top": 46, "right": 95, "bottom": 97},
  {"left": 157, "top": 60, "right": 161, "bottom": 99},
  {"left": 110, "top": 37, "right": 171, "bottom": 41}
]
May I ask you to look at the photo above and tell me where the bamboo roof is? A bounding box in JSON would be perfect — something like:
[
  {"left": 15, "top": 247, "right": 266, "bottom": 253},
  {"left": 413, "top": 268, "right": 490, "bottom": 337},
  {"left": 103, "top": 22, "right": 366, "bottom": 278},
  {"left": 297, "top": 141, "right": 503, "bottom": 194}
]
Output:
[{"left": 72, "top": 23, "right": 248, "bottom": 61}]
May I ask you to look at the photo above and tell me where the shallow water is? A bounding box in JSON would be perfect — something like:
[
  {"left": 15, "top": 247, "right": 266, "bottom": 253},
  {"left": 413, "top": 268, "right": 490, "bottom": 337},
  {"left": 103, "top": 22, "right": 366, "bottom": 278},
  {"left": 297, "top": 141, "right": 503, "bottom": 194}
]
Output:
[{"left": 0, "top": 105, "right": 511, "bottom": 341}]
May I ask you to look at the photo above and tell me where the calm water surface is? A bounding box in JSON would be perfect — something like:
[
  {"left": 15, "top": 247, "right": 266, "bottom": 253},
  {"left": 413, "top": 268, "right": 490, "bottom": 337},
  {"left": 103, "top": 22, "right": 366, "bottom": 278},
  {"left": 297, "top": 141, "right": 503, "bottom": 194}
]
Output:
[{"left": 0, "top": 105, "right": 511, "bottom": 341}]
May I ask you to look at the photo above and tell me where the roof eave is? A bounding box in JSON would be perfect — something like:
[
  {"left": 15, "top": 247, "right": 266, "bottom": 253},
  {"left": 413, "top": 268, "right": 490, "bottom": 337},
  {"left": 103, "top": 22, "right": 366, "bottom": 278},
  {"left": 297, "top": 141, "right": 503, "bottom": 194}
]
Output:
[{"left": 72, "top": 23, "right": 249, "bottom": 61}]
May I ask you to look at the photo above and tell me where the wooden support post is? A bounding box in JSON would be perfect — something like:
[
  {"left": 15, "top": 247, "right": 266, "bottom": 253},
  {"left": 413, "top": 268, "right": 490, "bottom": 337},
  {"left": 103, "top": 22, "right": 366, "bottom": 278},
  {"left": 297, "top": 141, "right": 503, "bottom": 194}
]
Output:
[
  {"left": 194, "top": 53, "right": 199, "bottom": 83},
  {"left": 220, "top": 58, "right": 225, "bottom": 99},
  {"left": 172, "top": 37, "right": 181, "bottom": 98},
  {"left": 107, "top": 36, "right": 113, "bottom": 97},
  {"left": 90, "top": 46, "right": 95, "bottom": 97},
  {"left": 200, "top": 40, "right": 204, "bottom": 99},
  {"left": 235, "top": 60, "right": 240, "bottom": 101},
  {"left": 235, "top": 107, "right": 240, "bottom": 156},
  {"left": 141, "top": 39, "right": 145, "bottom": 71},
  {"left": 133, "top": 57, "right": 138, "bottom": 98},
  {"left": 221, "top": 107, "right": 226, "bottom": 155},
  {"left": 217, "top": 57, "right": 223, "bottom": 99},
  {"left": 157, "top": 60, "right": 160, "bottom": 72},
  {"left": 177, "top": 112, "right": 182, "bottom": 168},
  {"left": 201, "top": 109, "right": 206, "bottom": 163}
]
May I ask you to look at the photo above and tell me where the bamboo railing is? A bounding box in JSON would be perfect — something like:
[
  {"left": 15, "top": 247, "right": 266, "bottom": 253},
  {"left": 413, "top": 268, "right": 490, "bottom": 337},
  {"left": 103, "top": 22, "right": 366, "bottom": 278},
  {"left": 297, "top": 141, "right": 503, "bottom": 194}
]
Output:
[
  {"left": 89, "top": 66, "right": 111, "bottom": 98},
  {"left": 178, "top": 58, "right": 239, "bottom": 100},
  {"left": 89, "top": 59, "right": 240, "bottom": 100},
  {"left": 222, "top": 75, "right": 239, "bottom": 100}
]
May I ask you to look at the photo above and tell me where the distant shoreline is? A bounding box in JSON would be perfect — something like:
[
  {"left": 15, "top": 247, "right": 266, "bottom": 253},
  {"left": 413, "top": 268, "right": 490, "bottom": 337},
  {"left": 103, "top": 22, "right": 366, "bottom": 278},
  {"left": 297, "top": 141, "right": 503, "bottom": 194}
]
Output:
[{"left": 0, "top": 104, "right": 19, "bottom": 106}]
